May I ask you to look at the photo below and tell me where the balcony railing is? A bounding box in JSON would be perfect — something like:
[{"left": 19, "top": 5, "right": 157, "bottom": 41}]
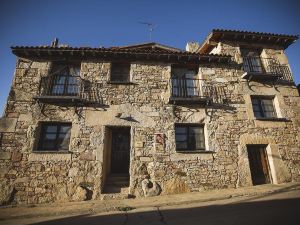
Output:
[
  {"left": 35, "top": 74, "right": 103, "bottom": 104},
  {"left": 169, "top": 78, "right": 224, "bottom": 105},
  {"left": 242, "top": 57, "right": 293, "bottom": 81}
]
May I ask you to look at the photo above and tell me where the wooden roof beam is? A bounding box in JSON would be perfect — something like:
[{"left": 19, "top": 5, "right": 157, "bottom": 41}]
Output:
[{"left": 24, "top": 50, "right": 29, "bottom": 56}]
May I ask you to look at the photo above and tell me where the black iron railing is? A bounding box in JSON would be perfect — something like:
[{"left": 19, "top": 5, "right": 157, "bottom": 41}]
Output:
[
  {"left": 242, "top": 57, "right": 293, "bottom": 81},
  {"left": 39, "top": 75, "right": 82, "bottom": 97},
  {"left": 37, "top": 74, "right": 103, "bottom": 104},
  {"left": 171, "top": 78, "right": 206, "bottom": 98},
  {"left": 170, "top": 78, "right": 225, "bottom": 103}
]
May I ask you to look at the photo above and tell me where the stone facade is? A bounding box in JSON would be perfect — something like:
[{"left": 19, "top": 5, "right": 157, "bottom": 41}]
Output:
[{"left": 1, "top": 30, "right": 300, "bottom": 205}]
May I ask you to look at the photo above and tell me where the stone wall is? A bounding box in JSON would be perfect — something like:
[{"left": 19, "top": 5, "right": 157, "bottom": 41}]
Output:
[{"left": 0, "top": 41, "right": 300, "bottom": 205}]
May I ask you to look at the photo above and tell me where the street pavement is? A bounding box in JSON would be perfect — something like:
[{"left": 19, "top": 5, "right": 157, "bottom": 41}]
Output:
[{"left": 1, "top": 182, "right": 300, "bottom": 225}]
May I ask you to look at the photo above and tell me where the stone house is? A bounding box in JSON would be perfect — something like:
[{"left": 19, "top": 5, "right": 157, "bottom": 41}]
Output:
[{"left": 0, "top": 29, "right": 300, "bottom": 205}]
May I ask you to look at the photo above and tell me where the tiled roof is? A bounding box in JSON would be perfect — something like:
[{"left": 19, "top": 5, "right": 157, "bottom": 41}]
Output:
[
  {"left": 11, "top": 45, "right": 231, "bottom": 57},
  {"left": 11, "top": 43, "right": 183, "bottom": 54},
  {"left": 11, "top": 44, "right": 231, "bottom": 64},
  {"left": 112, "top": 42, "right": 183, "bottom": 53},
  {"left": 199, "top": 29, "right": 299, "bottom": 54},
  {"left": 212, "top": 29, "right": 299, "bottom": 39}
]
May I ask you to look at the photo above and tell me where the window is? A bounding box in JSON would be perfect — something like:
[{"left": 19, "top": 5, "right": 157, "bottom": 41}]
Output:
[
  {"left": 241, "top": 48, "right": 263, "bottom": 73},
  {"left": 251, "top": 96, "right": 277, "bottom": 118},
  {"left": 175, "top": 124, "right": 205, "bottom": 151},
  {"left": 50, "top": 65, "right": 81, "bottom": 96},
  {"left": 110, "top": 62, "right": 130, "bottom": 82},
  {"left": 37, "top": 123, "right": 72, "bottom": 151},
  {"left": 171, "top": 66, "right": 201, "bottom": 98}
]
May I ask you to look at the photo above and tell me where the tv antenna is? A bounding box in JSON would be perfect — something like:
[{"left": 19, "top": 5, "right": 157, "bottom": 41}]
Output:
[{"left": 139, "top": 21, "right": 157, "bottom": 41}]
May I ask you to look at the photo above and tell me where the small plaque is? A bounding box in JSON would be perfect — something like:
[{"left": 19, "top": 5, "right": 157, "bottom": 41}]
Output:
[{"left": 135, "top": 141, "right": 144, "bottom": 148}]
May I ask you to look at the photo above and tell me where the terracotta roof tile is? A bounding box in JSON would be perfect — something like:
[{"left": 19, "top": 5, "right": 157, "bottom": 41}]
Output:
[
  {"left": 11, "top": 45, "right": 231, "bottom": 58},
  {"left": 212, "top": 29, "right": 299, "bottom": 39},
  {"left": 199, "top": 29, "right": 298, "bottom": 54}
]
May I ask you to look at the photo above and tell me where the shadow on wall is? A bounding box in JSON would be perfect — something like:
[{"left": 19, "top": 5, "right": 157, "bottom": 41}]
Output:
[{"left": 29, "top": 195, "right": 300, "bottom": 225}]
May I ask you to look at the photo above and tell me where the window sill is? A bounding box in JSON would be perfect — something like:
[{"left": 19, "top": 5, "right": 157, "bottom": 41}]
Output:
[
  {"left": 254, "top": 117, "right": 290, "bottom": 122},
  {"left": 107, "top": 81, "right": 137, "bottom": 85},
  {"left": 32, "top": 150, "right": 72, "bottom": 154},
  {"left": 176, "top": 150, "right": 215, "bottom": 154}
]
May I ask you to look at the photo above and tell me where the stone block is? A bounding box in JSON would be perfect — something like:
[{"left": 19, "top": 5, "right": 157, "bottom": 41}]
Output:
[
  {"left": 0, "top": 152, "right": 11, "bottom": 160},
  {"left": 68, "top": 167, "right": 79, "bottom": 177},
  {"left": 140, "top": 156, "right": 152, "bottom": 162},
  {"left": 72, "top": 186, "right": 87, "bottom": 201},
  {"left": 18, "top": 113, "right": 32, "bottom": 122},
  {"left": 28, "top": 153, "right": 72, "bottom": 161},
  {"left": 146, "top": 112, "right": 160, "bottom": 117},
  {"left": 0, "top": 167, "right": 9, "bottom": 177},
  {"left": 254, "top": 120, "right": 288, "bottom": 128},
  {"left": 161, "top": 177, "right": 190, "bottom": 195},
  {"left": 55, "top": 185, "right": 69, "bottom": 203},
  {"left": 6, "top": 112, "right": 19, "bottom": 118},
  {"left": 0, "top": 118, "right": 17, "bottom": 132},
  {"left": 0, "top": 182, "right": 13, "bottom": 204},
  {"left": 154, "top": 169, "right": 166, "bottom": 178},
  {"left": 46, "top": 175, "right": 57, "bottom": 184},
  {"left": 141, "top": 179, "right": 161, "bottom": 197},
  {"left": 134, "top": 141, "right": 144, "bottom": 148},
  {"left": 11, "top": 152, "right": 23, "bottom": 162},
  {"left": 79, "top": 152, "right": 96, "bottom": 161},
  {"left": 14, "top": 177, "right": 29, "bottom": 183}
]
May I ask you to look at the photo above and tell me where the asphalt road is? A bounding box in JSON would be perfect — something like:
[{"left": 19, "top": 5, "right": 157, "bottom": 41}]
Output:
[{"left": 3, "top": 189, "right": 300, "bottom": 225}]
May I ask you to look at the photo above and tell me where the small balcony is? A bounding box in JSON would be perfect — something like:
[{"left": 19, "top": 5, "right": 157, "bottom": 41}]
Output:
[
  {"left": 34, "top": 74, "right": 103, "bottom": 105},
  {"left": 241, "top": 57, "right": 293, "bottom": 82},
  {"left": 169, "top": 78, "right": 212, "bottom": 105}
]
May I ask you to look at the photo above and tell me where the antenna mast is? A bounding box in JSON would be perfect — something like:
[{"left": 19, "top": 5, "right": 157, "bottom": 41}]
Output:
[{"left": 139, "top": 21, "right": 157, "bottom": 41}]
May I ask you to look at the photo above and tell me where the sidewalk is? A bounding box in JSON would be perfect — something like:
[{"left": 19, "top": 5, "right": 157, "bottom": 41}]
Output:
[{"left": 1, "top": 182, "right": 300, "bottom": 221}]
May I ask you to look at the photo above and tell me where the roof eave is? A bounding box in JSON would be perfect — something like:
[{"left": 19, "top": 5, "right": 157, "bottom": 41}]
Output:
[
  {"left": 113, "top": 42, "right": 183, "bottom": 53},
  {"left": 199, "top": 29, "right": 299, "bottom": 54},
  {"left": 11, "top": 47, "right": 231, "bottom": 64}
]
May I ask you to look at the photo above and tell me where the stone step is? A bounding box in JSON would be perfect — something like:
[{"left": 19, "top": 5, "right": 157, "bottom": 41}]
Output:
[
  {"left": 105, "top": 174, "right": 129, "bottom": 186},
  {"left": 109, "top": 173, "right": 129, "bottom": 177},
  {"left": 103, "top": 174, "right": 130, "bottom": 194},
  {"left": 105, "top": 179, "right": 129, "bottom": 186},
  {"left": 107, "top": 174, "right": 129, "bottom": 180},
  {"left": 102, "top": 186, "right": 129, "bottom": 195},
  {"left": 100, "top": 192, "right": 129, "bottom": 200}
]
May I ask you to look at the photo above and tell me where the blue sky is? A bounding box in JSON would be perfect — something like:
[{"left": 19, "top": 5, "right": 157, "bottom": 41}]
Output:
[{"left": 1, "top": 0, "right": 299, "bottom": 114}]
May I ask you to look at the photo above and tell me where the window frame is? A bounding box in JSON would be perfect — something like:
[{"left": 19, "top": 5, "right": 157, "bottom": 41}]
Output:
[
  {"left": 50, "top": 64, "right": 81, "bottom": 96},
  {"left": 240, "top": 47, "right": 264, "bottom": 73},
  {"left": 171, "top": 65, "right": 200, "bottom": 98},
  {"left": 251, "top": 96, "right": 277, "bottom": 119},
  {"left": 175, "top": 124, "right": 206, "bottom": 152},
  {"left": 37, "top": 122, "right": 72, "bottom": 152},
  {"left": 110, "top": 62, "right": 131, "bottom": 82}
]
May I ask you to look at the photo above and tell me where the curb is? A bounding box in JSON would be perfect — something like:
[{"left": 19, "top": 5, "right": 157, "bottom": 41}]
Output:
[{"left": 1, "top": 183, "right": 300, "bottom": 221}]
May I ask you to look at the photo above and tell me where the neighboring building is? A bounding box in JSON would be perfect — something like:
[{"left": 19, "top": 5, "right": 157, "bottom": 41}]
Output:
[{"left": 0, "top": 29, "right": 299, "bottom": 205}]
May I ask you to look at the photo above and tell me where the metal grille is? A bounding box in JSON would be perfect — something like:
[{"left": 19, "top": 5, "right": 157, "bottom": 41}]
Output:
[
  {"left": 243, "top": 56, "right": 293, "bottom": 81},
  {"left": 37, "top": 74, "right": 104, "bottom": 104},
  {"left": 171, "top": 78, "right": 205, "bottom": 98}
]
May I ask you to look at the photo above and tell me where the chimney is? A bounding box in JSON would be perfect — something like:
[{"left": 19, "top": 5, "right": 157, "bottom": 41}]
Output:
[
  {"left": 51, "top": 38, "right": 59, "bottom": 47},
  {"left": 186, "top": 42, "right": 200, "bottom": 53}
]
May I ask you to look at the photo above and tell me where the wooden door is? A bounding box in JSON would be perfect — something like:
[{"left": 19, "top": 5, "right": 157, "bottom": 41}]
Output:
[
  {"left": 247, "top": 145, "right": 271, "bottom": 185},
  {"left": 110, "top": 127, "right": 130, "bottom": 174}
]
